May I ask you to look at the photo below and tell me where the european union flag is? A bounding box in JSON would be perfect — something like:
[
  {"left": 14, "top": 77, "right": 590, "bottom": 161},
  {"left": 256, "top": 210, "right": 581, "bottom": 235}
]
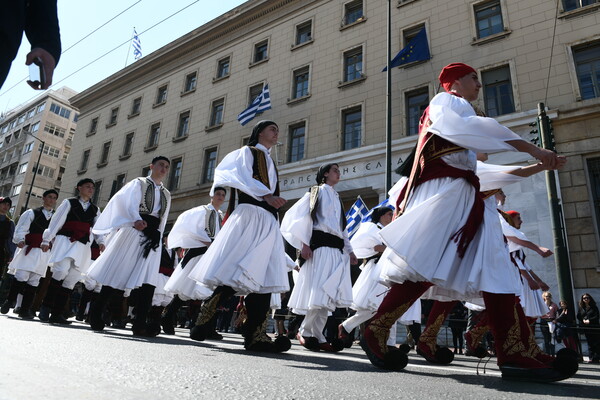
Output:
[{"left": 383, "top": 27, "right": 430, "bottom": 71}]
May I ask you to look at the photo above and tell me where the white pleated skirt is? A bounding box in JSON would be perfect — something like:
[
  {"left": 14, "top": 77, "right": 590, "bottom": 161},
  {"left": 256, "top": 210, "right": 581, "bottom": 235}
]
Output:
[
  {"left": 188, "top": 204, "right": 289, "bottom": 295},
  {"left": 86, "top": 227, "right": 161, "bottom": 290},
  {"left": 48, "top": 235, "right": 92, "bottom": 273},
  {"left": 380, "top": 179, "right": 521, "bottom": 300},
  {"left": 288, "top": 246, "right": 352, "bottom": 315},
  {"left": 152, "top": 273, "right": 175, "bottom": 307},
  {"left": 164, "top": 257, "right": 213, "bottom": 301},
  {"left": 7, "top": 247, "right": 50, "bottom": 276}
]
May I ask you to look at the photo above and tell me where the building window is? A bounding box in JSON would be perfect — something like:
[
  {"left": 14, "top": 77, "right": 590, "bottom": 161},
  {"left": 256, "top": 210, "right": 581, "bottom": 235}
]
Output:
[
  {"left": 23, "top": 142, "right": 34, "bottom": 154},
  {"left": 44, "top": 123, "right": 66, "bottom": 138},
  {"left": 147, "top": 123, "right": 160, "bottom": 148},
  {"left": 18, "top": 163, "right": 28, "bottom": 174},
  {"left": 405, "top": 87, "right": 429, "bottom": 136},
  {"left": 73, "top": 113, "right": 79, "bottom": 123},
  {"left": 89, "top": 117, "right": 98, "bottom": 134},
  {"left": 108, "top": 107, "right": 119, "bottom": 125},
  {"left": 573, "top": 41, "right": 600, "bottom": 100},
  {"left": 344, "top": 0, "right": 363, "bottom": 25},
  {"left": 474, "top": 1, "right": 504, "bottom": 39},
  {"left": 292, "top": 67, "right": 310, "bottom": 99},
  {"left": 288, "top": 123, "right": 305, "bottom": 162},
  {"left": 110, "top": 174, "right": 126, "bottom": 198},
  {"left": 342, "top": 106, "right": 362, "bottom": 150},
  {"left": 176, "top": 111, "right": 190, "bottom": 138},
  {"left": 79, "top": 150, "right": 90, "bottom": 172},
  {"left": 141, "top": 166, "right": 151, "bottom": 177},
  {"left": 343, "top": 47, "right": 363, "bottom": 82},
  {"left": 155, "top": 85, "right": 168, "bottom": 105},
  {"left": 563, "top": 0, "right": 599, "bottom": 11},
  {"left": 122, "top": 132, "right": 134, "bottom": 156},
  {"left": 295, "top": 20, "right": 312, "bottom": 45},
  {"left": 26, "top": 108, "right": 35, "bottom": 119},
  {"left": 92, "top": 180, "right": 102, "bottom": 204},
  {"left": 253, "top": 40, "right": 269, "bottom": 63},
  {"left": 99, "top": 141, "right": 111, "bottom": 165},
  {"left": 30, "top": 122, "right": 40, "bottom": 133},
  {"left": 216, "top": 57, "right": 230, "bottom": 79},
  {"left": 131, "top": 97, "right": 142, "bottom": 115},
  {"left": 34, "top": 164, "right": 55, "bottom": 178},
  {"left": 168, "top": 157, "right": 183, "bottom": 191},
  {"left": 11, "top": 184, "right": 21, "bottom": 196},
  {"left": 36, "top": 103, "right": 45, "bottom": 113},
  {"left": 248, "top": 84, "right": 264, "bottom": 107},
  {"left": 183, "top": 72, "right": 197, "bottom": 93},
  {"left": 49, "top": 102, "right": 71, "bottom": 119},
  {"left": 482, "top": 66, "right": 515, "bottom": 117},
  {"left": 39, "top": 143, "right": 61, "bottom": 158},
  {"left": 588, "top": 157, "right": 600, "bottom": 238},
  {"left": 209, "top": 98, "right": 225, "bottom": 127},
  {"left": 203, "top": 147, "right": 218, "bottom": 183}
]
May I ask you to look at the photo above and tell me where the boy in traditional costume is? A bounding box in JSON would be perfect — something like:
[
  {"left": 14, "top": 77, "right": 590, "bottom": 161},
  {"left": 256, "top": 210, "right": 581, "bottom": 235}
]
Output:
[
  {"left": 187, "top": 121, "right": 291, "bottom": 353},
  {"left": 39, "top": 179, "right": 103, "bottom": 324},
  {"left": 361, "top": 63, "right": 576, "bottom": 382},
  {"left": 281, "top": 163, "right": 358, "bottom": 352},
  {"left": 86, "top": 156, "right": 171, "bottom": 337},
  {"left": 1, "top": 190, "right": 57, "bottom": 318}
]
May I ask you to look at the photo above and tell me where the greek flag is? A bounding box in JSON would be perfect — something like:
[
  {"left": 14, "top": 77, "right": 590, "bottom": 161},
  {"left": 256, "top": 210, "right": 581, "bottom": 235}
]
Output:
[
  {"left": 132, "top": 29, "right": 142, "bottom": 60},
  {"left": 345, "top": 196, "right": 369, "bottom": 239},
  {"left": 238, "top": 84, "right": 271, "bottom": 126},
  {"left": 362, "top": 198, "right": 394, "bottom": 222}
]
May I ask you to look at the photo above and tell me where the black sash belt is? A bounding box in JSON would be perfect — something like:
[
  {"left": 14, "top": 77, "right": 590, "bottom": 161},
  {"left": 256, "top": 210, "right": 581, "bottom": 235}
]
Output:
[
  {"left": 238, "top": 191, "right": 278, "bottom": 219},
  {"left": 310, "top": 230, "right": 344, "bottom": 254},
  {"left": 180, "top": 246, "right": 208, "bottom": 269},
  {"left": 140, "top": 214, "right": 160, "bottom": 258}
]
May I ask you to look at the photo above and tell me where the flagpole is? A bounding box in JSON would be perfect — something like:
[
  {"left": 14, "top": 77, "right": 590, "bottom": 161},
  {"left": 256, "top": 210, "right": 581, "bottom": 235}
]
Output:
[
  {"left": 124, "top": 27, "right": 135, "bottom": 68},
  {"left": 385, "top": 0, "right": 392, "bottom": 195}
]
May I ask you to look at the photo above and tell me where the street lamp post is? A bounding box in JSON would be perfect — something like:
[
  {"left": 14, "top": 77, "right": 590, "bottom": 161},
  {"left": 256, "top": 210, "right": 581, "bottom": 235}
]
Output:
[{"left": 22, "top": 131, "right": 45, "bottom": 213}]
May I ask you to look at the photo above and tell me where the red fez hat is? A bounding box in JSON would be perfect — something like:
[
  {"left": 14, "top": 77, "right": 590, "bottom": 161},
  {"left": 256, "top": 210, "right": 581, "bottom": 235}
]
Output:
[
  {"left": 506, "top": 210, "right": 520, "bottom": 218},
  {"left": 439, "top": 63, "right": 477, "bottom": 92}
]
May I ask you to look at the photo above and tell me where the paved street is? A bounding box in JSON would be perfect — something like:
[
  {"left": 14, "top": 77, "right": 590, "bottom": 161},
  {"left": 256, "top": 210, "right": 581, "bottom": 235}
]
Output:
[{"left": 1, "top": 315, "right": 599, "bottom": 400}]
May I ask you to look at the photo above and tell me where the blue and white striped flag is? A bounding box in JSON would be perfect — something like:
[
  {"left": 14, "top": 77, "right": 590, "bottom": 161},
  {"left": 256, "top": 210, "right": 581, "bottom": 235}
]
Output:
[
  {"left": 238, "top": 84, "right": 271, "bottom": 126},
  {"left": 345, "top": 196, "right": 369, "bottom": 239},
  {"left": 361, "top": 198, "right": 394, "bottom": 222},
  {"left": 132, "top": 29, "right": 142, "bottom": 60}
]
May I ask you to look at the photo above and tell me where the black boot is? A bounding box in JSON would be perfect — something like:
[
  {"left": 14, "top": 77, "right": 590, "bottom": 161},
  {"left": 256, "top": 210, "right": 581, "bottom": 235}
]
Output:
[
  {"left": 89, "top": 286, "right": 116, "bottom": 331},
  {"left": 39, "top": 279, "right": 62, "bottom": 322},
  {"left": 146, "top": 305, "right": 164, "bottom": 337},
  {"left": 131, "top": 284, "right": 155, "bottom": 337},
  {"left": 18, "top": 283, "right": 37, "bottom": 320},
  {"left": 76, "top": 287, "right": 94, "bottom": 321},
  {"left": 49, "top": 285, "right": 72, "bottom": 325},
  {"left": 190, "top": 286, "right": 235, "bottom": 341},
  {"left": 243, "top": 293, "right": 290, "bottom": 353},
  {"left": 161, "top": 296, "right": 183, "bottom": 335},
  {"left": 1, "top": 279, "right": 23, "bottom": 314}
]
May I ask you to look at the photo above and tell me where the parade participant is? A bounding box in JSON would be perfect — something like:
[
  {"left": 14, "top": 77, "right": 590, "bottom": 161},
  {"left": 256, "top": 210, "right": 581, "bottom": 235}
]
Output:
[
  {"left": 361, "top": 62, "right": 577, "bottom": 382},
  {"left": 161, "top": 187, "right": 226, "bottom": 335},
  {"left": 38, "top": 179, "right": 103, "bottom": 324},
  {"left": 281, "top": 163, "right": 358, "bottom": 352},
  {"left": 1, "top": 189, "right": 57, "bottom": 319},
  {"left": 86, "top": 156, "right": 171, "bottom": 337},
  {"left": 0, "top": 197, "right": 16, "bottom": 303},
  {"left": 501, "top": 210, "right": 551, "bottom": 320},
  {"left": 187, "top": 120, "right": 291, "bottom": 353},
  {"left": 75, "top": 240, "right": 102, "bottom": 322},
  {"left": 338, "top": 206, "right": 420, "bottom": 349}
]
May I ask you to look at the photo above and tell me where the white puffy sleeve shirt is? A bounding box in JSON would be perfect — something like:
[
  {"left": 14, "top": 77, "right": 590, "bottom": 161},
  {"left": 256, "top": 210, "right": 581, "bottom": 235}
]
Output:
[{"left": 209, "top": 144, "right": 277, "bottom": 200}]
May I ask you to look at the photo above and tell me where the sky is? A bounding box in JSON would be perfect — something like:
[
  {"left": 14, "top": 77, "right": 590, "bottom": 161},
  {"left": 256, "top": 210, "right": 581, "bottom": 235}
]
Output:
[{"left": 0, "top": 0, "right": 248, "bottom": 114}]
